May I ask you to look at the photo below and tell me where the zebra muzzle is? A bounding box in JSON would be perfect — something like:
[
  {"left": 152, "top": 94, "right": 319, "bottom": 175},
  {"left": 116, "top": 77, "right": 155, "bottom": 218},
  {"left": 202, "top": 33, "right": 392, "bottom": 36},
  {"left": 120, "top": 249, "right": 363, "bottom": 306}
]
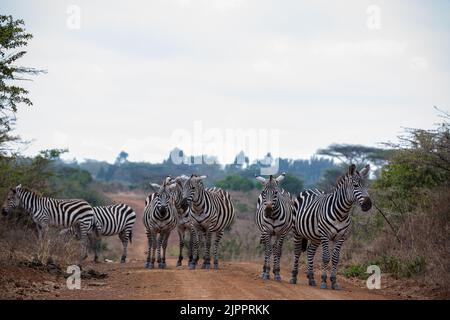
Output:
[{"left": 361, "top": 197, "right": 372, "bottom": 212}]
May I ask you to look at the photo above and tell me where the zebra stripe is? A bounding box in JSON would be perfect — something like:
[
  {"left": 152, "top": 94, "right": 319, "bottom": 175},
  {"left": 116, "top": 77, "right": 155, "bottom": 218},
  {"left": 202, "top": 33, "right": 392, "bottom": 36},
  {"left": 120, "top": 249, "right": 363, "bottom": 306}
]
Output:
[
  {"left": 182, "top": 175, "right": 235, "bottom": 270},
  {"left": 290, "top": 164, "right": 372, "bottom": 289},
  {"left": 143, "top": 177, "right": 178, "bottom": 269},
  {"left": 255, "top": 173, "right": 294, "bottom": 281},
  {"left": 169, "top": 175, "right": 196, "bottom": 267},
  {"left": 1, "top": 185, "right": 95, "bottom": 264}
]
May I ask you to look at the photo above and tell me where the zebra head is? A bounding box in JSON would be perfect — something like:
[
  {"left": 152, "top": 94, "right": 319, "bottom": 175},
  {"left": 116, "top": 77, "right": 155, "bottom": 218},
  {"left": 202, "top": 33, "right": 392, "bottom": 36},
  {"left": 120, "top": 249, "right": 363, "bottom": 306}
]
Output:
[
  {"left": 170, "top": 175, "right": 190, "bottom": 213},
  {"left": 181, "top": 175, "right": 207, "bottom": 208},
  {"left": 255, "top": 173, "right": 286, "bottom": 218},
  {"left": 346, "top": 164, "right": 372, "bottom": 212},
  {"left": 2, "top": 184, "right": 22, "bottom": 216},
  {"left": 151, "top": 177, "right": 175, "bottom": 217}
]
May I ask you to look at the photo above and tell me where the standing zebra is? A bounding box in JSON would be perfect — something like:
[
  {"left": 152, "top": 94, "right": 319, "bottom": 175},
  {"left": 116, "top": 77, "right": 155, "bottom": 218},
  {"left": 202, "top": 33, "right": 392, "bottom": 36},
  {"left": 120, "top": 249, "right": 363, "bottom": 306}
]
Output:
[
  {"left": 255, "top": 173, "right": 294, "bottom": 281},
  {"left": 290, "top": 164, "right": 372, "bottom": 289},
  {"left": 1, "top": 185, "right": 96, "bottom": 264},
  {"left": 63, "top": 204, "right": 136, "bottom": 263},
  {"left": 143, "top": 177, "right": 177, "bottom": 269},
  {"left": 170, "top": 175, "right": 195, "bottom": 267},
  {"left": 181, "top": 175, "right": 235, "bottom": 270}
]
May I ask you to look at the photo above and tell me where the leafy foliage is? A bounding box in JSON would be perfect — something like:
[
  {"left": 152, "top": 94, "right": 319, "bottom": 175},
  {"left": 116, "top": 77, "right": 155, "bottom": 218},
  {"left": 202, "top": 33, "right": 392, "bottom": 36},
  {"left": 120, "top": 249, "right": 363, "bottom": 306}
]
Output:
[{"left": 216, "top": 175, "right": 255, "bottom": 191}]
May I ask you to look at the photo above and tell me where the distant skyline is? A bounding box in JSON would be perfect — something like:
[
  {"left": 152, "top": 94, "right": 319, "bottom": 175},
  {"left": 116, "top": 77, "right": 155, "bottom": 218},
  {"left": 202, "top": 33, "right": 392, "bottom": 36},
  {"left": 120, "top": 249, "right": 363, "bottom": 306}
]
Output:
[{"left": 3, "top": 0, "right": 449, "bottom": 163}]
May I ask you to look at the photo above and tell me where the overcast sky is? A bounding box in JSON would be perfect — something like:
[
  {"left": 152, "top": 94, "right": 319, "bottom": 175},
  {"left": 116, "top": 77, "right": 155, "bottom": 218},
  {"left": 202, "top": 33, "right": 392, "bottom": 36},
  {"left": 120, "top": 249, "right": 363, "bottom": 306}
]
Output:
[{"left": 3, "top": 0, "right": 450, "bottom": 163}]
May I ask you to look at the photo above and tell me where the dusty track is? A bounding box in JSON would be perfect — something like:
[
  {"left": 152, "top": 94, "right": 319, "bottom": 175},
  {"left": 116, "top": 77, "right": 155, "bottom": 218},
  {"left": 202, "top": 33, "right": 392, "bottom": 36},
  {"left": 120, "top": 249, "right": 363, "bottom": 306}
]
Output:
[{"left": 47, "top": 258, "right": 395, "bottom": 300}]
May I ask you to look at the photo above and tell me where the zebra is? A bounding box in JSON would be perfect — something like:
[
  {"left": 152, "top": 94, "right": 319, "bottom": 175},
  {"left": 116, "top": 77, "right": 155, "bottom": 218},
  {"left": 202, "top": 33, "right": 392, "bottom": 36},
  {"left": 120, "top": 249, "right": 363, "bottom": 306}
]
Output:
[
  {"left": 181, "top": 175, "right": 235, "bottom": 270},
  {"left": 61, "top": 203, "right": 136, "bottom": 263},
  {"left": 169, "top": 175, "right": 195, "bottom": 267},
  {"left": 143, "top": 177, "right": 178, "bottom": 269},
  {"left": 290, "top": 164, "right": 372, "bottom": 289},
  {"left": 255, "top": 173, "right": 294, "bottom": 282},
  {"left": 1, "top": 184, "right": 96, "bottom": 264}
]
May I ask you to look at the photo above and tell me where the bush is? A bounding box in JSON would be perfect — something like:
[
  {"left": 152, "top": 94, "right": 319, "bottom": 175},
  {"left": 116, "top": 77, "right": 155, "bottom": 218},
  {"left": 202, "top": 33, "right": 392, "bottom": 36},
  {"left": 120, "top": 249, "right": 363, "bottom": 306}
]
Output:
[{"left": 216, "top": 175, "right": 255, "bottom": 191}]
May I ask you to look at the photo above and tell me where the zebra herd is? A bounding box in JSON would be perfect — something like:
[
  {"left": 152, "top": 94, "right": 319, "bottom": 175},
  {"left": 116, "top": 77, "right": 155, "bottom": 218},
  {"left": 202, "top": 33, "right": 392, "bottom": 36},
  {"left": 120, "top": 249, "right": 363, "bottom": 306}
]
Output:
[{"left": 1, "top": 164, "right": 372, "bottom": 290}]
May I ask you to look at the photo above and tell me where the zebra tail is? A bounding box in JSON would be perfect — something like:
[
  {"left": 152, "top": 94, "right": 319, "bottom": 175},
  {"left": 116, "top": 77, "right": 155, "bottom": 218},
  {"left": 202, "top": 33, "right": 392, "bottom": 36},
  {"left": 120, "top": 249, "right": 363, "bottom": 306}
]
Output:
[
  {"left": 301, "top": 238, "right": 308, "bottom": 252},
  {"left": 129, "top": 230, "right": 133, "bottom": 244}
]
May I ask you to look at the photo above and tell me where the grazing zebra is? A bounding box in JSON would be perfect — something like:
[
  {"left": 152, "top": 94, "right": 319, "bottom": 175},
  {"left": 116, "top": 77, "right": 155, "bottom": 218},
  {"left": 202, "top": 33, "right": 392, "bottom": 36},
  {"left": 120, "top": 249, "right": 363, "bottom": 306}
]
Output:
[
  {"left": 255, "top": 173, "right": 294, "bottom": 281},
  {"left": 1, "top": 185, "right": 96, "bottom": 264},
  {"left": 181, "top": 175, "right": 235, "bottom": 270},
  {"left": 143, "top": 177, "right": 178, "bottom": 269},
  {"left": 62, "top": 204, "right": 136, "bottom": 263},
  {"left": 170, "top": 175, "right": 195, "bottom": 267},
  {"left": 290, "top": 164, "right": 372, "bottom": 289}
]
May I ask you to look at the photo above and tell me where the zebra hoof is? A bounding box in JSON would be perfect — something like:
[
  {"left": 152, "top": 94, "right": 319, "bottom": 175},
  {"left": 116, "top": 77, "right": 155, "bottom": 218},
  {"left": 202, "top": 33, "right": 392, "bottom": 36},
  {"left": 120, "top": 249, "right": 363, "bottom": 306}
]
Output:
[
  {"left": 204, "top": 263, "right": 211, "bottom": 270},
  {"left": 188, "top": 263, "right": 196, "bottom": 270},
  {"left": 331, "top": 282, "right": 340, "bottom": 290},
  {"left": 145, "top": 262, "right": 154, "bottom": 269},
  {"left": 176, "top": 261, "right": 182, "bottom": 267},
  {"left": 308, "top": 279, "right": 317, "bottom": 287},
  {"left": 214, "top": 263, "right": 219, "bottom": 270},
  {"left": 261, "top": 273, "right": 270, "bottom": 280},
  {"left": 320, "top": 282, "right": 327, "bottom": 289},
  {"left": 120, "top": 256, "right": 126, "bottom": 263},
  {"left": 290, "top": 278, "right": 297, "bottom": 285},
  {"left": 274, "top": 274, "right": 282, "bottom": 282}
]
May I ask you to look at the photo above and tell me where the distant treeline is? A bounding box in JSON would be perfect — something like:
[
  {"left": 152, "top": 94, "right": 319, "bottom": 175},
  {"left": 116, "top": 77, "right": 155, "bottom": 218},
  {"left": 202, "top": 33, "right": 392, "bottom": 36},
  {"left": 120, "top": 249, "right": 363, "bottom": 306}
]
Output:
[{"left": 73, "top": 149, "right": 336, "bottom": 190}]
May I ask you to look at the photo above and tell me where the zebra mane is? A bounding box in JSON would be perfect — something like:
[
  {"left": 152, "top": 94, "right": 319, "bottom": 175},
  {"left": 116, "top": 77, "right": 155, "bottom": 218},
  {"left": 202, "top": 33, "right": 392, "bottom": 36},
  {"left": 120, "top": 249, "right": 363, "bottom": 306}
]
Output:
[
  {"left": 16, "top": 186, "right": 41, "bottom": 197},
  {"left": 335, "top": 169, "right": 361, "bottom": 188}
]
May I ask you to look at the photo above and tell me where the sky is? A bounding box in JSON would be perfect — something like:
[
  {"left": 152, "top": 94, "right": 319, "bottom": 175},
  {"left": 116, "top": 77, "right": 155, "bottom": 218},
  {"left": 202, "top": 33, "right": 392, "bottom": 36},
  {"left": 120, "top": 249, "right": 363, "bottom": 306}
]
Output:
[{"left": 2, "top": 0, "right": 450, "bottom": 164}]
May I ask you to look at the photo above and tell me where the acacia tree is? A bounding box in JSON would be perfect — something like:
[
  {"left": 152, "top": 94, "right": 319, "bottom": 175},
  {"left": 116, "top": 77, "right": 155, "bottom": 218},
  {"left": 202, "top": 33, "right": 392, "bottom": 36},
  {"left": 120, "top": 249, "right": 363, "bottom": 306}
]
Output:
[{"left": 0, "top": 15, "right": 44, "bottom": 154}]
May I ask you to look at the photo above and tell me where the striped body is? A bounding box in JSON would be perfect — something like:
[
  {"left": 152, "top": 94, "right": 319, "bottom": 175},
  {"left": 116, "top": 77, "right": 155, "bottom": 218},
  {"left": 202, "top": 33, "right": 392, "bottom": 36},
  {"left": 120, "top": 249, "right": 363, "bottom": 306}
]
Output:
[
  {"left": 143, "top": 181, "right": 178, "bottom": 269},
  {"left": 290, "top": 165, "right": 372, "bottom": 289},
  {"left": 255, "top": 174, "right": 294, "bottom": 281},
  {"left": 182, "top": 176, "right": 235, "bottom": 270},
  {"left": 2, "top": 186, "right": 95, "bottom": 264}
]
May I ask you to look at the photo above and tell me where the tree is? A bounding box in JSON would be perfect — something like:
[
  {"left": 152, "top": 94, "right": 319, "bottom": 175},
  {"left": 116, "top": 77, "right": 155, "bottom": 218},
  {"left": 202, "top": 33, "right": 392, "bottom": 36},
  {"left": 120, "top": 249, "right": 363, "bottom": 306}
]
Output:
[
  {"left": 317, "top": 144, "right": 391, "bottom": 167},
  {"left": 115, "top": 151, "right": 129, "bottom": 165},
  {"left": 280, "top": 174, "right": 304, "bottom": 194},
  {"left": 0, "top": 15, "right": 44, "bottom": 134}
]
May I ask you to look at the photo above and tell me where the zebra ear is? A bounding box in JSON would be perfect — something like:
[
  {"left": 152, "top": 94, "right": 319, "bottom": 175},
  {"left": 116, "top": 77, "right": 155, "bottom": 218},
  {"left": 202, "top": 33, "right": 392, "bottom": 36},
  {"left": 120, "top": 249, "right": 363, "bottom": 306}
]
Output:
[
  {"left": 255, "top": 176, "right": 266, "bottom": 184},
  {"left": 150, "top": 183, "right": 160, "bottom": 189},
  {"left": 348, "top": 164, "right": 356, "bottom": 175},
  {"left": 16, "top": 184, "right": 22, "bottom": 189},
  {"left": 359, "top": 164, "right": 370, "bottom": 178},
  {"left": 275, "top": 172, "right": 286, "bottom": 183}
]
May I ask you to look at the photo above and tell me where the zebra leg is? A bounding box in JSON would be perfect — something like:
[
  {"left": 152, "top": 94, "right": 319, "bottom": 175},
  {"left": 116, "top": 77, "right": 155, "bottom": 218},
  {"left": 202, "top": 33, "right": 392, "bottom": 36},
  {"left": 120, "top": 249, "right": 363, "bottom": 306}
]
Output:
[
  {"left": 290, "top": 235, "right": 303, "bottom": 284},
  {"left": 188, "top": 228, "right": 194, "bottom": 265},
  {"left": 261, "top": 233, "right": 272, "bottom": 280},
  {"left": 157, "top": 233, "right": 163, "bottom": 267},
  {"left": 160, "top": 231, "right": 169, "bottom": 269},
  {"left": 88, "top": 233, "right": 100, "bottom": 263},
  {"left": 119, "top": 231, "right": 129, "bottom": 263},
  {"left": 306, "top": 242, "right": 319, "bottom": 286},
  {"left": 273, "top": 235, "right": 285, "bottom": 282},
  {"left": 202, "top": 230, "right": 212, "bottom": 269},
  {"left": 189, "top": 226, "right": 200, "bottom": 270},
  {"left": 176, "top": 227, "right": 184, "bottom": 267},
  {"left": 330, "top": 239, "right": 345, "bottom": 290},
  {"left": 145, "top": 231, "right": 155, "bottom": 269},
  {"left": 213, "top": 230, "right": 224, "bottom": 270},
  {"left": 320, "top": 238, "right": 331, "bottom": 289}
]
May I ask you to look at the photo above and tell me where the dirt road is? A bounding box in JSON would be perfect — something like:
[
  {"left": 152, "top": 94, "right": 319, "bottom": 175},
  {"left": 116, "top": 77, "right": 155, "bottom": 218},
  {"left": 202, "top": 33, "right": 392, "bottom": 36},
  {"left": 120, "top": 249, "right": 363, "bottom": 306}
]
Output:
[{"left": 45, "top": 258, "right": 393, "bottom": 300}]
